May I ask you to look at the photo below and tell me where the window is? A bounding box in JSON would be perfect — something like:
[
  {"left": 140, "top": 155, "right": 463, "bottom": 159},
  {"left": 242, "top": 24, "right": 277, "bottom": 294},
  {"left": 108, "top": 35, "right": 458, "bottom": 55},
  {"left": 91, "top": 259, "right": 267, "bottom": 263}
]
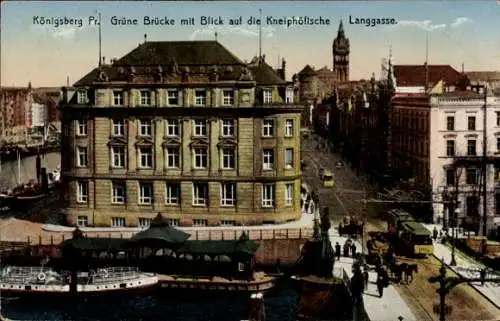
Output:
[
  {"left": 194, "top": 89, "right": 207, "bottom": 106},
  {"left": 111, "top": 217, "right": 126, "bottom": 227},
  {"left": 221, "top": 119, "right": 235, "bottom": 137},
  {"left": 467, "top": 116, "right": 476, "bottom": 130},
  {"left": 220, "top": 183, "right": 236, "bottom": 206},
  {"left": 285, "top": 119, "right": 294, "bottom": 137},
  {"left": 192, "top": 183, "right": 208, "bottom": 206},
  {"left": 139, "top": 147, "right": 153, "bottom": 168},
  {"left": 261, "top": 184, "right": 275, "bottom": 208},
  {"left": 262, "top": 119, "right": 274, "bottom": 137},
  {"left": 77, "top": 216, "right": 88, "bottom": 227},
  {"left": 112, "top": 119, "right": 125, "bottom": 136},
  {"left": 166, "top": 119, "right": 180, "bottom": 137},
  {"left": 286, "top": 88, "right": 294, "bottom": 103},
  {"left": 76, "top": 120, "right": 87, "bottom": 136},
  {"left": 140, "top": 91, "right": 151, "bottom": 106},
  {"left": 446, "top": 116, "right": 455, "bottom": 131},
  {"left": 221, "top": 148, "right": 235, "bottom": 169},
  {"left": 446, "top": 140, "right": 455, "bottom": 157},
  {"left": 263, "top": 89, "right": 272, "bottom": 104},
  {"left": 466, "top": 168, "right": 477, "bottom": 184},
  {"left": 168, "top": 218, "right": 180, "bottom": 227},
  {"left": 193, "top": 148, "right": 208, "bottom": 169},
  {"left": 221, "top": 220, "right": 236, "bottom": 226},
  {"left": 166, "top": 147, "right": 180, "bottom": 168},
  {"left": 497, "top": 112, "right": 500, "bottom": 127},
  {"left": 76, "top": 181, "right": 88, "bottom": 203},
  {"left": 285, "top": 183, "right": 294, "bottom": 206},
  {"left": 467, "top": 139, "right": 477, "bottom": 156},
  {"left": 193, "top": 120, "right": 207, "bottom": 136},
  {"left": 139, "top": 120, "right": 152, "bottom": 136},
  {"left": 263, "top": 149, "right": 274, "bottom": 170},
  {"left": 285, "top": 148, "right": 294, "bottom": 169},
  {"left": 466, "top": 196, "right": 479, "bottom": 217},
  {"left": 165, "top": 183, "right": 180, "bottom": 205},
  {"left": 138, "top": 218, "right": 152, "bottom": 228},
  {"left": 497, "top": 137, "right": 500, "bottom": 152},
  {"left": 446, "top": 169, "right": 455, "bottom": 186},
  {"left": 139, "top": 182, "right": 153, "bottom": 205},
  {"left": 111, "top": 182, "right": 125, "bottom": 204},
  {"left": 77, "top": 147, "right": 88, "bottom": 167},
  {"left": 167, "top": 89, "right": 179, "bottom": 106},
  {"left": 193, "top": 219, "right": 207, "bottom": 227},
  {"left": 77, "top": 91, "right": 87, "bottom": 104},
  {"left": 111, "top": 146, "right": 125, "bottom": 168},
  {"left": 113, "top": 91, "right": 123, "bottom": 106},
  {"left": 238, "top": 262, "right": 245, "bottom": 272},
  {"left": 222, "top": 90, "right": 234, "bottom": 106}
]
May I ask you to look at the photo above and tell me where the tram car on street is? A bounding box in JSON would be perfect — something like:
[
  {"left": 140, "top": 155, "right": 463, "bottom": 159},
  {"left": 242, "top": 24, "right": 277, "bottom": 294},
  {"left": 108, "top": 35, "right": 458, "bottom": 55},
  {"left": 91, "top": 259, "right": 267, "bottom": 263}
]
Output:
[{"left": 386, "top": 209, "right": 434, "bottom": 257}]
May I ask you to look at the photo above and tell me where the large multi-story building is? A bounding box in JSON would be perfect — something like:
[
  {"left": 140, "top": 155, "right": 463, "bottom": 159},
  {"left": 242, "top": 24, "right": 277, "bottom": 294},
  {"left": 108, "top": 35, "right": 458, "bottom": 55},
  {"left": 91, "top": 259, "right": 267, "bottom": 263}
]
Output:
[{"left": 60, "top": 40, "right": 302, "bottom": 228}]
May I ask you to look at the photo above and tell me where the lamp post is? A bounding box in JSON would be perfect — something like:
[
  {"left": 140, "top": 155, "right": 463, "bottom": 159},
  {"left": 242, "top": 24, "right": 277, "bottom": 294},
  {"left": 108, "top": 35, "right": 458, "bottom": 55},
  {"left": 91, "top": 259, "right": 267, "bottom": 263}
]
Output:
[{"left": 450, "top": 207, "right": 460, "bottom": 266}]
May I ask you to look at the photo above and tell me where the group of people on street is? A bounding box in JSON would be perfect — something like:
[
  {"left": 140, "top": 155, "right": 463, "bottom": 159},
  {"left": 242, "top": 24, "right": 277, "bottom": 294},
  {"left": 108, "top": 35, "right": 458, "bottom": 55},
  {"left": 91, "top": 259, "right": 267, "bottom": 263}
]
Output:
[{"left": 334, "top": 239, "right": 357, "bottom": 260}]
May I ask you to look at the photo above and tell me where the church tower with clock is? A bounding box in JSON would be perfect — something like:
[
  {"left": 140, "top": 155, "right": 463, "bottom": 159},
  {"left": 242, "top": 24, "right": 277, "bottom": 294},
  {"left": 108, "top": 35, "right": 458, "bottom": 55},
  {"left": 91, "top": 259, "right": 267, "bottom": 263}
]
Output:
[{"left": 332, "top": 20, "right": 350, "bottom": 82}]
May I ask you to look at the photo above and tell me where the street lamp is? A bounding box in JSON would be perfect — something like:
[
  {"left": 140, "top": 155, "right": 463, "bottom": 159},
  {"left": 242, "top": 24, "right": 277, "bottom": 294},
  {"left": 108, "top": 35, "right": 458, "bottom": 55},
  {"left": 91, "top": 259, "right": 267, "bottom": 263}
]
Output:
[{"left": 450, "top": 207, "right": 460, "bottom": 266}]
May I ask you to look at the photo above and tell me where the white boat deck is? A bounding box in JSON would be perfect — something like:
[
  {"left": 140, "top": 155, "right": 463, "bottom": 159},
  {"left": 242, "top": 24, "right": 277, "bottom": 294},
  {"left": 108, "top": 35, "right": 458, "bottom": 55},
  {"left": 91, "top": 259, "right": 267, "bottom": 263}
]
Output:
[{"left": 330, "top": 234, "right": 417, "bottom": 321}]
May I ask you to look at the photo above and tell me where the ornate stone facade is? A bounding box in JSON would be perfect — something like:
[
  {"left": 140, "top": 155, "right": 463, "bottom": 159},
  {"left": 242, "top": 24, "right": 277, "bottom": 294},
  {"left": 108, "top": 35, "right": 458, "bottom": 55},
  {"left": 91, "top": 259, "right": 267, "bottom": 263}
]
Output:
[{"left": 60, "top": 41, "right": 302, "bottom": 227}]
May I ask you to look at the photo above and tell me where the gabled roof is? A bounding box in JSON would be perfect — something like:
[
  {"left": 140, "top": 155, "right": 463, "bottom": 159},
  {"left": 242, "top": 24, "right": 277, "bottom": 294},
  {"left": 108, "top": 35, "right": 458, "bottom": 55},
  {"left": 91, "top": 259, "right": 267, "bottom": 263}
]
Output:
[
  {"left": 115, "top": 41, "right": 244, "bottom": 66},
  {"left": 393, "top": 65, "right": 463, "bottom": 87},
  {"left": 247, "top": 56, "right": 287, "bottom": 85},
  {"left": 298, "top": 65, "right": 315, "bottom": 75}
]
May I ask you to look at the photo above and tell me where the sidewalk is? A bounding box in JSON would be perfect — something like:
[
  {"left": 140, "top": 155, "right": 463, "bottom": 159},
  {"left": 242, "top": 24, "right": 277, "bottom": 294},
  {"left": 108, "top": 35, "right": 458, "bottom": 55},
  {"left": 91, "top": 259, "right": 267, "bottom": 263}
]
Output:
[
  {"left": 330, "top": 234, "right": 417, "bottom": 321},
  {"left": 424, "top": 224, "right": 500, "bottom": 309}
]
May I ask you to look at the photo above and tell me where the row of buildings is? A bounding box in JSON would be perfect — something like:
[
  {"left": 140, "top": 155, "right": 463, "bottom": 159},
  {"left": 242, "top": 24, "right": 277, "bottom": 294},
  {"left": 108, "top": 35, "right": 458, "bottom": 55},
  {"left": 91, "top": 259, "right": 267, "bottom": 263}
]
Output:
[
  {"left": 0, "top": 84, "right": 61, "bottom": 144},
  {"left": 313, "top": 56, "right": 500, "bottom": 234}
]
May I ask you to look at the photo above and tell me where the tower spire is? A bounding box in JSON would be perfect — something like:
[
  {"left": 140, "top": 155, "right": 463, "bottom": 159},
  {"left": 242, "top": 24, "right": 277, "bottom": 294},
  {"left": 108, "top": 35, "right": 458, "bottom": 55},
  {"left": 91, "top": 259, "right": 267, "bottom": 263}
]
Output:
[{"left": 338, "top": 19, "right": 344, "bottom": 37}]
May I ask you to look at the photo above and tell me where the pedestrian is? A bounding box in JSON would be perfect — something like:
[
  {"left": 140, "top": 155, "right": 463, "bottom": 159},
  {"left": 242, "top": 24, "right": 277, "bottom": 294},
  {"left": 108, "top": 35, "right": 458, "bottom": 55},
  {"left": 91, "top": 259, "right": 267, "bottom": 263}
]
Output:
[
  {"left": 433, "top": 226, "right": 438, "bottom": 242},
  {"left": 376, "top": 269, "right": 385, "bottom": 297},
  {"left": 343, "top": 242, "right": 349, "bottom": 257},
  {"left": 351, "top": 243, "right": 357, "bottom": 257},
  {"left": 335, "top": 242, "right": 341, "bottom": 260},
  {"left": 363, "top": 266, "right": 369, "bottom": 289},
  {"left": 350, "top": 267, "right": 365, "bottom": 306},
  {"left": 480, "top": 268, "right": 487, "bottom": 286},
  {"left": 338, "top": 222, "right": 343, "bottom": 235}
]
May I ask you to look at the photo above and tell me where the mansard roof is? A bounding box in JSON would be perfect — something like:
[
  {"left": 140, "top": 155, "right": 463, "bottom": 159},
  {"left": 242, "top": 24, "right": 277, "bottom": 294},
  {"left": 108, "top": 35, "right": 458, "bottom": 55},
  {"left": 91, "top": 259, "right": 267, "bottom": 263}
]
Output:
[{"left": 247, "top": 56, "right": 287, "bottom": 85}]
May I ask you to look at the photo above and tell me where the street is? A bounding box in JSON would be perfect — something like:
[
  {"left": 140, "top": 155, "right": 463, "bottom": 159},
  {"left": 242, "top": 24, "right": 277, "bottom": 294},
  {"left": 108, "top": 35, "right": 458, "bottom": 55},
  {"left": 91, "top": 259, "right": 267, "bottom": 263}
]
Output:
[{"left": 300, "top": 133, "right": 500, "bottom": 320}]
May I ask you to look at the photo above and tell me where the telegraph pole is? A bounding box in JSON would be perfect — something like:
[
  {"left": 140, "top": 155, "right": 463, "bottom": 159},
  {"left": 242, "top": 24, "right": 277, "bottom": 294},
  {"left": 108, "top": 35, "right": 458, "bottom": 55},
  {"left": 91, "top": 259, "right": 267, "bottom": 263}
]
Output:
[{"left": 482, "top": 85, "right": 488, "bottom": 236}]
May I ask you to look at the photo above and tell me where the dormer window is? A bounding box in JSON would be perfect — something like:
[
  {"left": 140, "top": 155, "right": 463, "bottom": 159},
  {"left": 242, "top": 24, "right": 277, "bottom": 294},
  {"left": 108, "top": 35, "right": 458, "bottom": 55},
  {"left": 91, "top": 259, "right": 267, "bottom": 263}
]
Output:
[
  {"left": 140, "top": 90, "right": 151, "bottom": 106},
  {"left": 286, "top": 88, "right": 294, "bottom": 103},
  {"left": 263, "top": 89, "right": 272, "bottom": 104},
  {"left": 77, "top": 91, "right": 87, "bottom": 104}
]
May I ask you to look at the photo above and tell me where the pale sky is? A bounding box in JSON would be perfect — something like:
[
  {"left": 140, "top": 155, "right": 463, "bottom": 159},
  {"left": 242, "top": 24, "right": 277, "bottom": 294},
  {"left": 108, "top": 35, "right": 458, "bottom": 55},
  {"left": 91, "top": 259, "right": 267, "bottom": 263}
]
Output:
[{"left": 2, "top": 1, "right": 500, "bottom": 87}]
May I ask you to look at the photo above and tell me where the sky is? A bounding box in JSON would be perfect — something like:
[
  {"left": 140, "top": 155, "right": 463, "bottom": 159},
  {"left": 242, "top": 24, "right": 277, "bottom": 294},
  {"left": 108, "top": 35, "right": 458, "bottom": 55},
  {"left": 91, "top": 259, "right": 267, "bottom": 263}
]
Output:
[{"left": 1, "top": 1, "right": 500, "bottom": 87}]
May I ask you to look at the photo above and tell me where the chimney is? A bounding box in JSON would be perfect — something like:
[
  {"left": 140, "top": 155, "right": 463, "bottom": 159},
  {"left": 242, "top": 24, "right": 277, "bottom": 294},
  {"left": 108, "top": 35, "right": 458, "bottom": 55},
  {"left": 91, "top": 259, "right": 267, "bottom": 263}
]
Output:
[
  {"left": 102, "top": 56, "right": 106, "bottom": 65},
  {"left": 144, "top": 33, "right": 147, "bottom": 43},
  {"left": 281, "top": 58, "right": 286, "bottom": 80}
]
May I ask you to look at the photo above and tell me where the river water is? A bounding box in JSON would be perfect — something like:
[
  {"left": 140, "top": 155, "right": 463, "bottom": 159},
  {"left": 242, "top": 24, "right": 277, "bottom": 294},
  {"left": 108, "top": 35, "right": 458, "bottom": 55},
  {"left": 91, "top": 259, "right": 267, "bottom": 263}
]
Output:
[
  {"left": 1, "top": 284, "right": 299, "bottom": 321},
  {"left": 0, "top": 152, "right": 61, "bottom": 191}
]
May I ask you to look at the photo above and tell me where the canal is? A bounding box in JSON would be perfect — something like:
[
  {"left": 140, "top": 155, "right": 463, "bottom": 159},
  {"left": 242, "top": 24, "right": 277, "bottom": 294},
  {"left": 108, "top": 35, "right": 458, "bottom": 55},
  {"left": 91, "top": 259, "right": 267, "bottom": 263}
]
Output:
[
  {"left": 2, "top": 283, "right": 300, "bottom": 321},
  {"left": 0, "top": 152, "right": 60, "bottom": 191}
]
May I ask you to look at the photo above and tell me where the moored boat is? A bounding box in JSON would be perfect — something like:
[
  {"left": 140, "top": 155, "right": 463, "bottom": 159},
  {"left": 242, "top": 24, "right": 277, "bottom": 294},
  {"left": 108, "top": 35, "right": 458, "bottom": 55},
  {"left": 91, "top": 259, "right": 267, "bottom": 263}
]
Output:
[{"left": 0, "top": 266, "right": 158, "bottom": 297}]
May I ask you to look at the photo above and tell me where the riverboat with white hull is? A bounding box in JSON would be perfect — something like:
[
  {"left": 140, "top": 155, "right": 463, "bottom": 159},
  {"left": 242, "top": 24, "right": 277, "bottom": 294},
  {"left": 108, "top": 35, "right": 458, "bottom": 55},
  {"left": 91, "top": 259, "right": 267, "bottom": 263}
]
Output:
[{"left": 0, "top": 266, "right": 159, "bottom": 297}]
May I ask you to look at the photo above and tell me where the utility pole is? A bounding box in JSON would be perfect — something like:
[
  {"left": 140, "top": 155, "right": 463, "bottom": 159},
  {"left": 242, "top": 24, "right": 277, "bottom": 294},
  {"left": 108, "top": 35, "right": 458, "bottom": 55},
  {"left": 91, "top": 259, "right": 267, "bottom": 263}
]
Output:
[
  {"left": 482, "top": 85, "right": 488, "bottom": 236},
  {"left": 428, "top": 259, "right": 500, "bottom": 321}
]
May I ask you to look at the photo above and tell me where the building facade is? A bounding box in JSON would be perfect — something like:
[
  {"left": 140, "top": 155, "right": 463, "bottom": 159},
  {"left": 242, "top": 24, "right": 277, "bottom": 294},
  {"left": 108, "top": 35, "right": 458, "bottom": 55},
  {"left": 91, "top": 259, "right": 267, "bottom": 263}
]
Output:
[{"left": 60, "top": 41, "right": 302, "bottom": 228}]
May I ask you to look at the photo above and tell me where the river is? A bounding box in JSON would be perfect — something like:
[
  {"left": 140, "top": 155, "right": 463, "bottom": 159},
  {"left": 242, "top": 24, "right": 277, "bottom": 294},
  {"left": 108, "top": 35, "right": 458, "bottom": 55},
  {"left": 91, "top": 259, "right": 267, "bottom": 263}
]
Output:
[
  {"left": 1, "top": 284, "right": 299, "bottom": 321},
  {"left": 0, "top": 152, "right": 60, "bottom": 191}
]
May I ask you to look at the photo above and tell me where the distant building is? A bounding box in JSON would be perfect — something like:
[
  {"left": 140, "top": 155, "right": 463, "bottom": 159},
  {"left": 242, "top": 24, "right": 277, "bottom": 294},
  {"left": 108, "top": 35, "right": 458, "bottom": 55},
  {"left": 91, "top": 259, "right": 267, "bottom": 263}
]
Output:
[
  {"left": 295, "top": 20, "right": 350, "bottom": 127},
  {"left": 465, "top": 71, "right": 500, "bottom": 94},
  {"left": 60, "top": 40, "right": 302, "bottom": 228},
  {"left": 393, "top": 64, "right": 463, "bottom": 95}
]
